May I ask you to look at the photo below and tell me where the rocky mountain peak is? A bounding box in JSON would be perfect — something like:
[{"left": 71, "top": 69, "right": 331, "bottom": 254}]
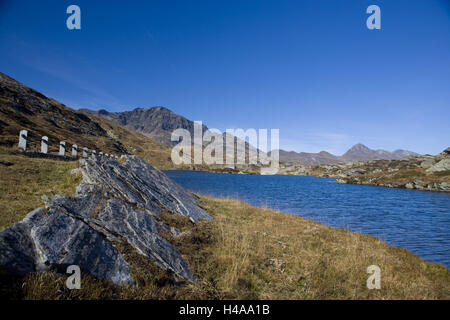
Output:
[
  {"left": 348, "top": 143, "right": 370, "bottom": 151},
  {"left": 80, "top": 106, "right": 207, "bottom": 146}
]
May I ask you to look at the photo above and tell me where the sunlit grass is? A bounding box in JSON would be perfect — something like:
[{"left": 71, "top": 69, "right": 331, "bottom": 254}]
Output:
[
  {"left": 0, "top": 147, "right": 82, "bottom": 229},
  {"left": 1, "top": 151, "right": 449, "bottom": 300}
]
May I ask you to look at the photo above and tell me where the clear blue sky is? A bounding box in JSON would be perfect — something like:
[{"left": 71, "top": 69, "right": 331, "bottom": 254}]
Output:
[{"left": 0, "top": 0, "right": 449, "bottom": 155}]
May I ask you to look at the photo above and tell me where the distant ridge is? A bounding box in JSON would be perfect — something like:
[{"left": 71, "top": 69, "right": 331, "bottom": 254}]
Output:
[
  {"left": 276, "top": 143, "right": 418, "bottom": 165},
  {"left": 81, "top": 108, "right": 419, "bottom": 166},
  {"left": 341, "top": 143, "right": 417, "bottom": 162}
]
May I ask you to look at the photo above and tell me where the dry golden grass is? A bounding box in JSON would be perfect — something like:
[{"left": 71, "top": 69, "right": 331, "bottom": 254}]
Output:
[
  {"left": 15, "top": 196, "right": 450, "bottom": 300},
  {"left": 1, "top": 152, "right": 448, "bottom": 300},
  {"left": 191, "top": 196, "right": 450, "bottom": 299},
  {"left": 86, "top": 114, "right": 174, "bottom": 170},
  {"left": 0, "top": 147, "right": 82, "bottom": 229},
  {"left": 0, "top": 97, "right": 173, "bottom": 170}
]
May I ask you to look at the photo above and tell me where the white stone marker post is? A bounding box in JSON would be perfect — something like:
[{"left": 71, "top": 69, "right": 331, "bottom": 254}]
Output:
[
  {"left": 41, "top": 136, "right": 48, "bottom": 154},
  {"left": 72, "top": 144, "right": 78, "bottom": 157},
  {"left": 83, "top": 147, "right": 88, "bottom": 158},
  {"left": 18, "top": 130, "right": 28, "bottom": 151},
  {"left": 92, "top": 150, "right": 97, "bottom": 159},
  {"left": 59, "top": 141, "right": 66, "bottom": 156}
]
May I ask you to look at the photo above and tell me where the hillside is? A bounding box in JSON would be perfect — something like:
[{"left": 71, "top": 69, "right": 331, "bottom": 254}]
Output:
[{"left": 0, "top": 72, "right": 173, "bottom": 170}]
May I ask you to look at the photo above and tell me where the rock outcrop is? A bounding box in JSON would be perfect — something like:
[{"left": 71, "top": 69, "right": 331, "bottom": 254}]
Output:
[
  {"left": 0, "top": 155, "right": 211, "bottom": 285},
  {"left": 426, "top": 159, "right": 450, "bottom": 173}
]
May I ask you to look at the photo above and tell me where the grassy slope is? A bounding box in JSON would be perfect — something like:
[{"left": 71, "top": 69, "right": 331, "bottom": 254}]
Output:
[
  {"left": 84, "top": 114, "right": 173, "bottom": 170},
  {"left": 0, "top": 72, "right": 173, "bottom": 170},
  {"left": 0, "top": 147, "right": 82, "bottom": 229},
  {"left": 1, "top": 152, "right": 448, "bottom": 299},
  {"left": 0, "top": 105, "right": 173, "bottom": 171}
]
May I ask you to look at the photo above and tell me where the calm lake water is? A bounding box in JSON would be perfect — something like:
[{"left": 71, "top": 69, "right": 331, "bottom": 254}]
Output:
[{"left": 165, "top": 171, "right": 450, "bottom": 267}]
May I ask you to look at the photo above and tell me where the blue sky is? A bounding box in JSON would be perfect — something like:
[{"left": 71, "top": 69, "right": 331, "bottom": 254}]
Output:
[{"left": 0, "top": 0, "right": 449, "bottom": 155}]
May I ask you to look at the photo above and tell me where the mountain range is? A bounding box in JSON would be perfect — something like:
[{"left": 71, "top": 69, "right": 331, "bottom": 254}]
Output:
[
  {"left": 81, "top": 107, "right": 419, "bottom": 165},
  {"left": 0, "top": 71, "right": 418, "bottom": 168},
  {"left": 277, "top": 144, "right": 418, "bottom": 165}
]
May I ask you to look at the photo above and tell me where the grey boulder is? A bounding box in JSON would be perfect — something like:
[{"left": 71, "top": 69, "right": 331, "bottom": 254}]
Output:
[
  {"left": 426, "top": 159, "right": 450, "bottom": 173},
  {"left": 0, "top": 155, "right": 210, "bottom": 285}
]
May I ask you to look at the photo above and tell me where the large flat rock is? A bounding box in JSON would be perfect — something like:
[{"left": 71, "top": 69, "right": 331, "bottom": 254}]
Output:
[{"left": 0, "top": 155, "right": 210, "bottom": 285}]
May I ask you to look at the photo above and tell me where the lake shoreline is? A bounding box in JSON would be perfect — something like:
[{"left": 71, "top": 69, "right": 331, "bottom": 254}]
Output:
[
  {"left": 166, "top": 170, "right": 450, "bottom": 268},
  {"left": 1, "top": 151, "right": 448, "bottom": 299}
]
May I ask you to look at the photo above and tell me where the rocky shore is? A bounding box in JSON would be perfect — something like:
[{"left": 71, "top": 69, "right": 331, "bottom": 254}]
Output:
[{"left": 279, "top": 148, "right": 450, "bottom": 192}]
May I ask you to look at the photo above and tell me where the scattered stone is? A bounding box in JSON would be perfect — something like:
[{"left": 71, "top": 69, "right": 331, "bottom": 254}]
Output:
[
  {"left": 439, "top": 182, "right": 450, "bottom": 192},
  {"left": 414, "top": 181, "right": 424, "bottom": 190}
]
